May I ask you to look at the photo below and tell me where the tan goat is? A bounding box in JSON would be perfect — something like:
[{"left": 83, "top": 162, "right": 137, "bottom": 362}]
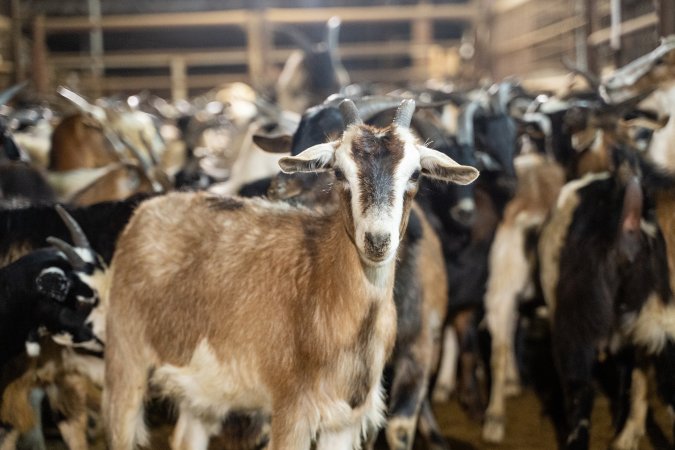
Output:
[{"left": 103, "top": 99, "right": 478, "bottom": 450}]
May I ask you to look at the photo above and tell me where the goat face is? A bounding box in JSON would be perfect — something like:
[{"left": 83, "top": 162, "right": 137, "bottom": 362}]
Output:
[{"left": 279, "top": 99, "right": 479, "bottom": 266}]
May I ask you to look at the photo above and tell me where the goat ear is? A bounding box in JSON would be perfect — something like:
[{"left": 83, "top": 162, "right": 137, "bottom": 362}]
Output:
[
  {"left": 253, "top": 133, "right": 293, "bottom": 154},
  {"left": 36, "top": 267, "right": 72, "bottom": 302},
  {"left": 418, "top": 145, "right": 479, "bottom": 185},
  {"left": 279, "top": 142, "right": 336, "bottom": 173}
]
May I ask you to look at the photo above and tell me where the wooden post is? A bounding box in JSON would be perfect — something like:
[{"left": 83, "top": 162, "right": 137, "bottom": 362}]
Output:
[
  {"left": 246, "top": 8, "right": 269, "bottom": 89},
  {"left": 411, "top": 0, "right": 433, "bottom": 80},
  {"left": 88, "top": 0, "right": 104, "bottom": 98},
  {"left": 170, "top": 57, "right": 187, "bottom": 101},
  {"left": 657, "top": 0, "right": 675, "bottom": 37},
  {"left": 584, "top": 0, "right": 598, "bottom": 75},
  {"left": 32, "top": 15, "right": 48, "bottom": 95},
  {"left": 10, "top": 0, "right": 24, "bottom": 83}
]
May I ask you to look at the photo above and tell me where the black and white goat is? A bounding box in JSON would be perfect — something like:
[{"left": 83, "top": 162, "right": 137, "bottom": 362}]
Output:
[
  {"left": 103, "top": 100, "right": 478, "bottom": 450},
  {"left": 539, "top": 145, "right": 675, "bottom": 450}
]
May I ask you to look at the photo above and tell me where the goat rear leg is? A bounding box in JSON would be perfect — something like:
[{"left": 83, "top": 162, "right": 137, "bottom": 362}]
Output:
[
  {"left": 417, "top": 399, "right": 449, "bottom": 450},
  {"left": 103, "top": 349, "right": 149, "bottom": 450},
  {"left": 653, "top": 340, "right": 675, "bottom": 446},
  {"left": 612, "top": 365, "right": 648, "bottom": 450},
  {"left": 555, "top": 345, "right": 595, "bottom": 450},
  {"left": 431, "top": 325, "right": 458, "bottom": 404},
  {"left": 482, "top": 223, "right": 529, "bottom": 443}
]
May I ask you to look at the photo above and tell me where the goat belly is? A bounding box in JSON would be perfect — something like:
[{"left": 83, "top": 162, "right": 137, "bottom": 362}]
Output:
[{"left": 108, "top": 191, "right": 397, "bottom": 440}]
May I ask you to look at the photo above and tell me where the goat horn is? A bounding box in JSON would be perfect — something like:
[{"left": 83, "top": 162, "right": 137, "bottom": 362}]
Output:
[
  {"left": 54, "top": 205, "right": 91, "bottom": 251},
  {"left": 47, "top": 237, "right": 87, "bottom": 271},
  {"left": 457, "top": 100, "right": 482, "bottom": 147},
  {"left": 339, "top": 99, "right": 362, "bottom": 126},
  {"left": 0, "top": 81, "right": 27, "bottom": 107},
  {"left": 393, "top": 99, "right": 415, "bottom": 129}
]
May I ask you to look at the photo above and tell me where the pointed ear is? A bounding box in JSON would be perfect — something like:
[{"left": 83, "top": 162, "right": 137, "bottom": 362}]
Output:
[
  {"left": 418, "top": 145, "right": 479, "bottom": 185},
  {"left": 36, "top": 267, "right": 72, "bottom": 302},
  {"left": 253, "top": 133, "right": 293, "bottom": 154},
  {"left": 279, "top": 142, "right": 336, "bottom": 173}
]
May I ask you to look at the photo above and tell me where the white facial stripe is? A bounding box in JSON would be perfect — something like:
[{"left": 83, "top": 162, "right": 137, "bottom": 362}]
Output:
[{"left": 334, "top": 125, "right": 421, "bottom": 264}]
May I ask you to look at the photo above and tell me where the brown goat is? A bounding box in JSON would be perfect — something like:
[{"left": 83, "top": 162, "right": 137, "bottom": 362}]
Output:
[
  {"left": 49, "top": 114, "right": 116, "bottom": 171},
  {"left": 103, "top": 100, "right": 478, "bottom": 450}
]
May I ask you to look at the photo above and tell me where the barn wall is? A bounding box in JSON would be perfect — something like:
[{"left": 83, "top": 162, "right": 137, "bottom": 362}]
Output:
[
  {"left": 489, "top": 0, "right": 665, "bottom": 88},
  {"left": 15, "top": 0, "right": 478, "bottom": 99}
]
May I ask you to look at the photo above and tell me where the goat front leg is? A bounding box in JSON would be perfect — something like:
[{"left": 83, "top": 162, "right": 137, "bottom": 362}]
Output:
[
  {"left": 431, "top": 325, "right": 458, "bottom": 404},
  {"left": 267, "top": 405, "right": 311, "bottom": 450},
  {"left": 171, "top": 407, "right": 221, "bottom": 450},
  {"left": 386, "top": 335, "right": 432, "bottom": 450},
  {"left": 482, "top": 223, "right": 529, "bottom": 443},
  {"left": 316, "top": 426, "right": 360, "bottom": 450}
]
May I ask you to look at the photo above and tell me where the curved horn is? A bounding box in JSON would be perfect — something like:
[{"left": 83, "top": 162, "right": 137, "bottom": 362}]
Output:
[
  {"left": 326, "top": 17, "right": 341, "bottom": 54},
  {"left": 339, "top": 99, "right": 362, "bottom": 126},
  {"left": 273, "top": 25, "right": 316, "bottom": 54},
  {"left": 393, "top": 99, "right": 416, "bottom": 129},
  {"left": 562, "top": 56, "right": 600, "bottom": 91},
  {"left": 352, "top": 96, "right": 408, "bottom": 122},
  {"left": 457, "top": 100, "right": 482, "bottom": 147},
  {"left": 47, "top": 237, "right": 87, "bottom": 271},
  {"left": 54, "top": 205, "right": 91, "bottom": 251},
  {"left": 0, "top": 82, "right": 27, "bottom": 107}
]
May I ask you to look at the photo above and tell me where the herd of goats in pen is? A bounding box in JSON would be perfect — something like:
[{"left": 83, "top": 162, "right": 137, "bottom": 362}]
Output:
[{"left": 0, "top": 17, "right": 674, "bottom": 450}]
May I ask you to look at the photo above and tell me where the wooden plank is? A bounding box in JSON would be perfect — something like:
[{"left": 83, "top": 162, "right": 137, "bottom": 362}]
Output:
[
  {"left": 43, "top": 4, "right": 477, "bottom": 33},
  {"left": 49, "top": 40, "right": 460, "bottom": 69},
  {"left": 493, "top": 16, "right": 585, "bottom": 54},
  {"left": 492, "top": 0, "right": 535, "bottom": 14},
  {"left": 587, "top": 12, "right": 658, "bottom": 46},
  {"left": 90, "top": 66, "right": 420, "bottom": 93},
  {"left": 170, "top": 57, "right": 187, "bottom": 101},
  {"left": 0, "top": 15, "right": 11, "bottom": 32},
  {"left": 657, "top": 0, "right": 675, "bottom": 37}
]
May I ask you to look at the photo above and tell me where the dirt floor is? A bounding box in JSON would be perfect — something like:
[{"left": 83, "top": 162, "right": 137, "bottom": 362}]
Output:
[
  {"left": 432, "top": 389, "right": 673, "bottom": 450},
  {"left": 43, "top": 386, "right": 673, "bottom": 449}
]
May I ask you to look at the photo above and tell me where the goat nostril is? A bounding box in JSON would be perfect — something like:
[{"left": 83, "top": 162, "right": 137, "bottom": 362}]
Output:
[{"left": 364, "top": 232, "right": 391, "bottom": 258}]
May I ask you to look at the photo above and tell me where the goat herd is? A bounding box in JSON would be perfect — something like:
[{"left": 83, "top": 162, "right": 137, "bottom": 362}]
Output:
[{"left": 0, "top": 20, "right": 674, "bottom": 450}]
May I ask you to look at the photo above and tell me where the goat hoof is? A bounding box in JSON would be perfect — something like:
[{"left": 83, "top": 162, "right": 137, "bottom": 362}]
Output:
[
  {"left": 611, "top": 430, "right": 642, "bottom": 450},
  {"left": 432, "top": 384, "right": 452, "bottom": 403},
  {"left": 386, "top": 417, "right": 415, "bottom": 450},
  {"left": 482, "top": 415, "right": 505, "bottom": 443},
  {"left": 504, "top": 380, "right": 522, "bottom": 397}
]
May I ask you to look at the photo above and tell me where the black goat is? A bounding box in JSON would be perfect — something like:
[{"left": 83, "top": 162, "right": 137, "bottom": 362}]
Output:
[
  {"left": 539, "top": 147, "right": 675, "bottom": 450},
  {"left": 0, "top": 204, "right": 104, "bottom": 369},
  {"left": 0, "top": 193, "right": 151, "bottom": 266}
]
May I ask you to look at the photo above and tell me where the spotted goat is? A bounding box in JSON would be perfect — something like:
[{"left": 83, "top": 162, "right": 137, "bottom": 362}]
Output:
[{"left": 103, "top": 99, "right": 478, "bottom": 450}]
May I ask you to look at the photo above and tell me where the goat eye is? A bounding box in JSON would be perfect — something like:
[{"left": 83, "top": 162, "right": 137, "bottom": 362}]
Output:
[
  {"left": 334, "top": 169, "right": 345, "bottom": 181},
  {"left": 410, "top": 170, "right": 421, "bottom": 182}
]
